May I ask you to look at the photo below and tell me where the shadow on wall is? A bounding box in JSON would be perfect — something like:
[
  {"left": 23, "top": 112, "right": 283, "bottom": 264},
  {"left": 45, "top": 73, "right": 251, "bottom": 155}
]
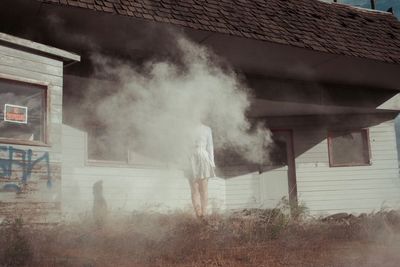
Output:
[
  {"left": 270, "top": 113, "right": 397, "bottom": 155},
  {"left": 219, "top": 113, "right": 397, "bottom": 179},
  {"left": 395, "top": 114, "right": 400, "bottom": 163}
]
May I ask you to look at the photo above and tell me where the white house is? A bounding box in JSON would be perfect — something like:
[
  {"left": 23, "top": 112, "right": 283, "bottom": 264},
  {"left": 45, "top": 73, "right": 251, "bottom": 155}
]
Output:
[
  {"left": 1, "top": 0, "right": 400, "bottom": 220},
  {"left": 0, "top": 32, "right": 79, "bottom": 222}
]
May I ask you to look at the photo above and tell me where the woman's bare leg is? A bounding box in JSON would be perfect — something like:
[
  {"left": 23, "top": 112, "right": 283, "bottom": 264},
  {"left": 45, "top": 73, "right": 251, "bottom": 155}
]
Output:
[
  {"left": 190, "top": 180, "right": 202, "bottom": 218},
  {"left": 199, "top": 178, "right": 208, "bottom": 216}
]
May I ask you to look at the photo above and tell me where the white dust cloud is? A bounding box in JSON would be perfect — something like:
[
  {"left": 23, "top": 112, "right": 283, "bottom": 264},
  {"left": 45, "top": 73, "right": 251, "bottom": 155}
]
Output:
[{"left": 84, "top": 35, "right": 272, "bottom": 168}]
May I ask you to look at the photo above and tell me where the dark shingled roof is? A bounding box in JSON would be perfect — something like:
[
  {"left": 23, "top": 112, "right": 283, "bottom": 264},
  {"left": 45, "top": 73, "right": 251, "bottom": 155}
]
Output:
[{"left": 37, "top": 0, "right": 400, "bottom": 64}]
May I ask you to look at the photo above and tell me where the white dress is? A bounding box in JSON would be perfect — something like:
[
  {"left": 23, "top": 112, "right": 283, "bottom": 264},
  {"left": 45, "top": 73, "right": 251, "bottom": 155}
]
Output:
[{"left": 188, "top": 124, "right": 216, "bottom": 180}]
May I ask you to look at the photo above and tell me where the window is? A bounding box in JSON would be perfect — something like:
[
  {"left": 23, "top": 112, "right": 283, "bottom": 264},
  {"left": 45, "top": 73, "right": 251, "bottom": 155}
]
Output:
[
  {"left": 269, "top": 135, "right": 288, "bottom": 167},
  {"left": 87, "top": 123, "right": 128, "bottom": 162},
  {"left": 86, "top": 122, "right": 164, "bottom": 166},
  {"left": 328, "top": 129, "right": 371, "bottom": 167},
  {"left": 0, "top": 78, "right": 47, "bottom": 144}
]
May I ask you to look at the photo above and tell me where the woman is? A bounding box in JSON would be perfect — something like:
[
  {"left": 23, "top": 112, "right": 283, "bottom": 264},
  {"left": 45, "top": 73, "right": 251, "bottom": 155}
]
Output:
[{"left": 188, "top": 123, "right": 216, "bottom": 218}]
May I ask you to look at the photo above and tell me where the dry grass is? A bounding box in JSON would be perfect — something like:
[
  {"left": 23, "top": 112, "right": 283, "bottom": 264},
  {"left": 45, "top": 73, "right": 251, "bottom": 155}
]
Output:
[{"left": 2, "top": 209, "right": 400, "bottom": 267}]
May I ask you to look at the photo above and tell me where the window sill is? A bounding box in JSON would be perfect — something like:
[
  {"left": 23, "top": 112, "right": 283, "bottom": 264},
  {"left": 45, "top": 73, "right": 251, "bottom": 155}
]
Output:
[
  {"left": 329, "top": 162, "right": 372, "bottom": 167},
  {"left": 0, "top": 138, "right": 50, "bottom": 147},
  {"left": 86, "top": 159, "right": 169, "bottom": 169}
]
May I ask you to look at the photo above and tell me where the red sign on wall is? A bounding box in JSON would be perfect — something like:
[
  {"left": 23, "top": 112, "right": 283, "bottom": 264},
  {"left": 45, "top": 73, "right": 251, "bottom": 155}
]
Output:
[{"left": 4, "top": 104, "right": 28, "bottom": 124}]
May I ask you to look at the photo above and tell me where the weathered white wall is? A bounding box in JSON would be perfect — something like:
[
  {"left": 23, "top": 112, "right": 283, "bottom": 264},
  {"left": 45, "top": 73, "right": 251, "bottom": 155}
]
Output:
[
  {"left": 260, "top": 167, "right": 289, "bottom": 208},
  {"left": 296, "top": 120, "right": 400, "bottom": 215},
  {"left": 225, "top": 171, "right": 261, "bottom": 210},
  {"left": 61, "top": 125, "right": 226, "bottom": 219},
  {"left": 62, "top": 116, "right": 400, "bottom": 217},
  {"left": 225, "top": 167, "right": 289, "bottom": 210},
  {"left": 224, "top": 115, "right": 400, "bottom": 216},
  {"left": 0, "top": 43, "right": 63, "bottom": 223}
]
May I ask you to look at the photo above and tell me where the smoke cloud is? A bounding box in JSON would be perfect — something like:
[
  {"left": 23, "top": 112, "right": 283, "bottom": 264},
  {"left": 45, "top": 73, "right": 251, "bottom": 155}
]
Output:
[{"left": 83, "top": 34, "right": 272, "bottom": 168}]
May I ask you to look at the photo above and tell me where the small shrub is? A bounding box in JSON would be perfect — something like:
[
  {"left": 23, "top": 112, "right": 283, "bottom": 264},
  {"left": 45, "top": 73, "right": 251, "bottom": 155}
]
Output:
[{"left": 279, "top": 196, "right": 309, "bottom": 221}]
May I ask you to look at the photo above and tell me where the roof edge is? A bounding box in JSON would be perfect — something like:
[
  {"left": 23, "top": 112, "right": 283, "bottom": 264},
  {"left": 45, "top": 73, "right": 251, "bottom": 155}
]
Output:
[{"left": 0, "top": 32, "right": 80, "bottom": 62}]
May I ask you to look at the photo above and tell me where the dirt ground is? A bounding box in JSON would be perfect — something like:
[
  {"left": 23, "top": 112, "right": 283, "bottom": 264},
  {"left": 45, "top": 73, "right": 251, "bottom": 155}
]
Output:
[{"left": 1, "top": 209, "right": 400, "bottom": 267}]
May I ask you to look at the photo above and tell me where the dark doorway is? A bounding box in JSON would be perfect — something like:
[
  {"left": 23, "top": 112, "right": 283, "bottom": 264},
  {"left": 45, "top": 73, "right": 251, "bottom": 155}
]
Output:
[{"left": 270, "top": 129, "right": 297, "bottom": 206}]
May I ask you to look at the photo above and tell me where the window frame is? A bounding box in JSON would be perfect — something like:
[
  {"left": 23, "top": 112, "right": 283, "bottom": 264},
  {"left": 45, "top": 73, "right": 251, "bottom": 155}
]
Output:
[
  {"left": 0, "top": 73, "right": 50, "bottom": 147},
  {"left": 84, "top": 121, "right": 129, "bottom": 165},
  {"left": 327, "top": 128, "right": 371, "bottom": 167},
  {"left": 84, "top": 134, "right": 168, "bottom": 168}
]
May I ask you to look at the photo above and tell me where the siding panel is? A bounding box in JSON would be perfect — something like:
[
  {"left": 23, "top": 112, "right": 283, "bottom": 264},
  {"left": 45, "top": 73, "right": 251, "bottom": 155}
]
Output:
[
  {"left": 0, "top": 53, "right": 62, "bottom": 77},
  {"left": 296, "top": 120, "right": 400, "bottom": 215},
  {"left": 0, "top": 45, "right": 63, "bottom": 67},
  {"left": 61, "top": 125, "right": 226, "bottom": 218},
  {"left": 0, "top": 64, "right": 63, "bottom": 86},
  {"left": 0, "top": 43, "right": 64, "bottom": 223}
]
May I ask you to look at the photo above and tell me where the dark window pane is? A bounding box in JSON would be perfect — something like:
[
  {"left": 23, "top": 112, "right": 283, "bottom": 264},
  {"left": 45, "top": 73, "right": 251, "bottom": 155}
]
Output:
[
  {"left": 269, "top": 136, "right": 288, "bottom": 167},
  {"left": 0, "top": 79, "right": 46, "bottom": 142},
  {"left": 87, "top": 125, "right": 128, "bottom": 162},
  {"left": 329, "top": 130, "right": 370, "bottom": 166}
]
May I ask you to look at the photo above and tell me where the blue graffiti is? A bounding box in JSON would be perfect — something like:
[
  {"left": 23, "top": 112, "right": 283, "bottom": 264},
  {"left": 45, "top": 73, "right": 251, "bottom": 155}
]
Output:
[{"left": 0, "top": 146, "right": 51, "bottom": 192}]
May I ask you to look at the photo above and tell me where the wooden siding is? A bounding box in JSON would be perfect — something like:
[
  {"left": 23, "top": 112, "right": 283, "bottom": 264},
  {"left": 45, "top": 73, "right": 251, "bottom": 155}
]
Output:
[
  {"left": 296, "top": 120, "right": 400, "bottom": 215},
  {"left": 61, "top": 125, "right": 226, "bottom": 219},
  {"left": 62, "top": 116, "right": 400, "bottom": 216},
  {"left": 0, "top": 43, "right": 64, "bottom": 223},
  {"left": 0, "top": 32, "right": 80, "bottom": 62},
  {"left": 225, "top": 166, "right": 289, "bottom": 210},
  {"left": 223, "top": 115, "right": 400, "bottom": 215},
  {"left": 225, "top": 172, "right": 261, "bottom": 210}
]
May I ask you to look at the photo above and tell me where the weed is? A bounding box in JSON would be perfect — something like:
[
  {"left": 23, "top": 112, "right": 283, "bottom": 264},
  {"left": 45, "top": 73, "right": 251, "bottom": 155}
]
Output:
[
  {"left": 0, "top": 218, "right": 33, "bottom": 267},
  {"left": 0, "top": 208, "right": 399, "bottom": 266}
]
